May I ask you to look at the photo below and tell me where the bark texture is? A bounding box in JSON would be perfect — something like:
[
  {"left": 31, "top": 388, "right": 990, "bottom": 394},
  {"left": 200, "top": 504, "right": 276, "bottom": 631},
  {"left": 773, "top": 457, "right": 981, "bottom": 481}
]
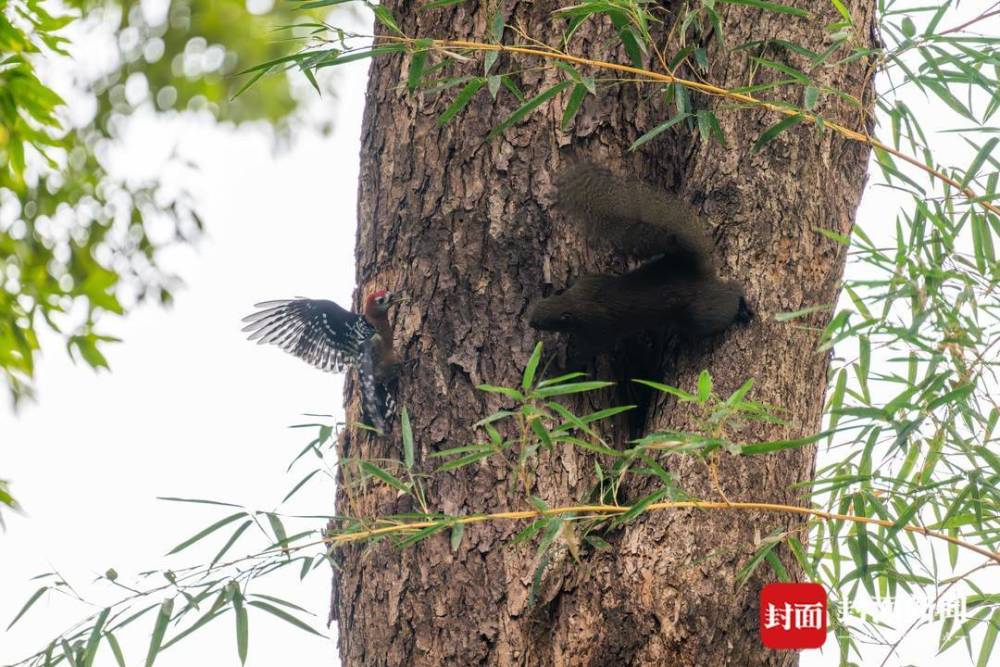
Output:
[{"left": 334, "top": 1, "right": 876, "bottom": 665}]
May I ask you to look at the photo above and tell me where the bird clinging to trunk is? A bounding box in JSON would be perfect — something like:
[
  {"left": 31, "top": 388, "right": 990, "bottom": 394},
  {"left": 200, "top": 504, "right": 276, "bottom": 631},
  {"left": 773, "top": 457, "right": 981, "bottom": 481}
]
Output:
[{"left": 242, "top": 290, "right": 405, "bottom": 432}]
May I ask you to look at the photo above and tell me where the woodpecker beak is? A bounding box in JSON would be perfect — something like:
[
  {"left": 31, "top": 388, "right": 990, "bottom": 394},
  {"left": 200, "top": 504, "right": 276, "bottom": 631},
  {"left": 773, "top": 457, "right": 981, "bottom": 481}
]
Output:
[{"left": 388, "top": 293, "right": 409, "bottom": 306}]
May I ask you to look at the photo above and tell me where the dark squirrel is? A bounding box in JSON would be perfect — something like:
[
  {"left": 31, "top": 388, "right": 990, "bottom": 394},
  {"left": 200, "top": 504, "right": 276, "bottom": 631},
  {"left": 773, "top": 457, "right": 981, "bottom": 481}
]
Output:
[{"left": 529, "top": 163, "right": 752, "bottom": 344}]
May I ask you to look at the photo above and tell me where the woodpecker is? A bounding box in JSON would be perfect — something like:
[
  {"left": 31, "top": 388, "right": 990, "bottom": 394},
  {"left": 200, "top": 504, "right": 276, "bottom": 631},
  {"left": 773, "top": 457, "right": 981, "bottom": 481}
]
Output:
[{"left": 241, "top": 290, "right": 404, "bottom": 431}]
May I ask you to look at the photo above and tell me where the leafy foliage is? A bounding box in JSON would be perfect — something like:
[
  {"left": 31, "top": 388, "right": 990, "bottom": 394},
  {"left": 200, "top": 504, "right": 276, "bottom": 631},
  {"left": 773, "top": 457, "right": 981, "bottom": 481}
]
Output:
[{"left": 0, "top": 0, "right": 325, "bottom": 406}]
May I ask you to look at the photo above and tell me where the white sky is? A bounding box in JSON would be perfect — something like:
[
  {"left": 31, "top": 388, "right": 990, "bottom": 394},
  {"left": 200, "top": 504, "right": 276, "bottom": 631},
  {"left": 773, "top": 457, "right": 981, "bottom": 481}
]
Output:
[{"left": 1, "top": 7, "right": 997, "bottom": 667}]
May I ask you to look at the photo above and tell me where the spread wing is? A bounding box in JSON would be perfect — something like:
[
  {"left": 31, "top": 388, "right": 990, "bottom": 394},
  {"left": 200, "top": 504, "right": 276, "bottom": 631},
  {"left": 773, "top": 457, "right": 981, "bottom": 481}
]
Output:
[{"left": 241, "top": 298, "right": 373, "bottom": 373}]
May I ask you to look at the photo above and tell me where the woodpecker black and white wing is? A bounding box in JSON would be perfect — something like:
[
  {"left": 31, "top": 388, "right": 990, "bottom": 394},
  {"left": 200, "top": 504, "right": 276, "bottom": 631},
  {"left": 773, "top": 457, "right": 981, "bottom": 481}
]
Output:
[{"left": 241, "top": 298, "right": 373, "bottom": 373}]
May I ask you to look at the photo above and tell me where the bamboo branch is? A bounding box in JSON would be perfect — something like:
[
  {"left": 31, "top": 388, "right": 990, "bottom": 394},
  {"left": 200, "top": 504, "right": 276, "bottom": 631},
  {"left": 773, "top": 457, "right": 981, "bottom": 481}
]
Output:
[
  {"left": 382, "top": 36, "right": 1000, "bottom": 217},
  {"left": 328, "top": 499, "right": 1000, "bottom": 564}
]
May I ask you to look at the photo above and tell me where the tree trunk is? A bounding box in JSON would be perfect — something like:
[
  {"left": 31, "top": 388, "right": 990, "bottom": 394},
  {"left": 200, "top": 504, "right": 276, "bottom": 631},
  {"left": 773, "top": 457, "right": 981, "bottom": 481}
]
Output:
[{"left": 334, "top": 2, "right": 876, "bottom": 665}]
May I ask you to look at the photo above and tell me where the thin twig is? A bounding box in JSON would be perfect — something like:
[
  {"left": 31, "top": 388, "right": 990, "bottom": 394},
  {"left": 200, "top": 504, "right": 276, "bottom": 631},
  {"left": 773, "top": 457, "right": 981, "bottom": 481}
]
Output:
[
  {"left": 379, "top": 36, "right": 1000, "bottom": 217},
  {"left": 327, "top": 499, "right": 1000, "bottom": 564}
]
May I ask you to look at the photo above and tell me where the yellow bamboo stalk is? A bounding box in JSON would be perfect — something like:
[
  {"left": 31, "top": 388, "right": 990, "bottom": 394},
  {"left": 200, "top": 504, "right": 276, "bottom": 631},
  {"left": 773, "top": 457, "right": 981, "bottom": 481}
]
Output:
[
  {"left": 328, "top": 499, "right": 1000, "bottom": 564},
  {"left": 380, "top": 36, "right": 1000, "bottom": 217}
]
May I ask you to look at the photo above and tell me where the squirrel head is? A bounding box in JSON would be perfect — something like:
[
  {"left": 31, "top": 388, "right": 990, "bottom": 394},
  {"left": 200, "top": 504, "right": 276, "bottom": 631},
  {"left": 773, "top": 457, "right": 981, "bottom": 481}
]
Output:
[
  {"left": 528, "top": 276, "right": 611, "bottom": 333},
  {"left": 528, "top": 295, "right": 582, "bottom": 333}
]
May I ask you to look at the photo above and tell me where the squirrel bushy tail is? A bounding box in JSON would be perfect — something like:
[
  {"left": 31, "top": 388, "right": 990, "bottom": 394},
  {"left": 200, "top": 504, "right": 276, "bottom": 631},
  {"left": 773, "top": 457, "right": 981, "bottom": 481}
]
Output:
[
  {"left": 555, "top": 162, "right": 714, "bottom": 275},
  {"left": 529, "top": 163, "right": 751, "bottom": 346}
]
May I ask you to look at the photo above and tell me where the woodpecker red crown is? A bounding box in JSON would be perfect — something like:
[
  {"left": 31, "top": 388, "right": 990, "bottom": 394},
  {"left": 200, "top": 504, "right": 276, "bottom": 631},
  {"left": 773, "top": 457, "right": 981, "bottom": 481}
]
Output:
[{"left": 366, "top": 290, "right": 389, "bottom": 308}]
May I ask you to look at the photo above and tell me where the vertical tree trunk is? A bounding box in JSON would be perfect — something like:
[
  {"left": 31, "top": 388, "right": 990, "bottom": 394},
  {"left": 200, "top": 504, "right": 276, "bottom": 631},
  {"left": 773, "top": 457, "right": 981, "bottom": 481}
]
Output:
[{"left": 334, "top": 2, "right": 876, "bottom": 665}]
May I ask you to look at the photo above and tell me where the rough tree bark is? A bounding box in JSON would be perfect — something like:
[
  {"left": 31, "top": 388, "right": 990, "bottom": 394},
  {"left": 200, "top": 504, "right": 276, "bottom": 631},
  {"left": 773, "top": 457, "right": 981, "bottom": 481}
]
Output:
[{"left": 333, "top": 1, "right": 876, "bottom": 665}]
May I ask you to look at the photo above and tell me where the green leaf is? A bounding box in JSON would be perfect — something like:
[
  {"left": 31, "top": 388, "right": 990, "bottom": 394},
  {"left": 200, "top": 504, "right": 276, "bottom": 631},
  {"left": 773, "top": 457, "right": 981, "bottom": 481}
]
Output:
[
  {"left": 829, "top": 0, "right": 851, "bottom": 23},
  {"left": 435, "top": 450, "right": 495, "bottom": 472},
  {"left": 488, "top": 80, "right": 572, "bottom": 140},
  {"left": 901, "top": 17, "right": 916, "bottom": 38},
  {"left": 359, "top": 461, "right": 410, "bottom": 494},
  {"left": 537, "top": 372, "right": 587, "bottom": 388},
  {"left": 450, "top": 522, "right": 465, "bottom": 552},
  {"left": 61, "top": 638, "right": 80, "bottom": 667},
  {"left": 927, "top": 384, "right": 973, "bottom": 412},
  {"left": 370, "top": 4, "right": 402, "bottom": 35},
  {"left": 803, "top": 85, "right": 819, "bottom": 110},
  {"left": 282, "top": 470, "right": 321, "bottom": 503},
  {"left": 420, "top": 0, "right": 466, "bottom": 7},
  {"left": 752, "top": 114, "right": 804, "bottom": 153},
  {"left": 437, "top": 78, "right": 485, "bottom": 126},
  {"left": 629, "top": 113, "right": 689, "bottom": 151},
  {"left": 530, "top": 418, "right": 553, "bottom": 449},
  {"left": 476, "top": 384, "right": 524, "bottom": 400},
  {"left": 696, "top": 371, "right": 713, "bottom": 402},
  {"left": 233, "top": 591, "right": 248, "bottom": 665},
  {"left": 247, "top": 601, "right": 325, "bottom": 636},
  {"left": 612, "top": 488, "right": 670, "bottom": 527},
  {"left": 962, "top": 137, "right": 999, "bottom": 188},
  {"left": 157, "top": 497, "right": 243, "bottom": 508},
  {"left": 265, "top": 512, "right": 289, "bottom": 552},
  {"left": 522, "top": 342, "right": 543, "bottom": 391},
  {"left": 81, "top": 608, "right": 110, "bottom": 667},
  {"left": 103, "top": 632, "right": 126, "bottom": 667},
  {"left": 167, "top": 512, "right": 247, "bottom": 555},
  {"left": 632, "top": 379, "right": 698, "bottom": 401},
  {"left": 765, "top": 550, "right": 790, "bottom": 581},
  {"left": 720, "top": 0, "right": 810, "bottom": 18},
  {"left": 979, "top": 610, "right": 1000, "bottom": 667},
  {"left": 143, "top": 598, "right": 174, "bottom": 667},
  {"left": 6, "top": 586, "right": 47, "bottom": 630},
  {"left": 774, "top": 304, "right": 831, "bottom": 321},
  {"left": 561, "top": 83, "right": 589, "bottom": 129},
  {"left": 401, "top": 407, "right": 415, "bottom": 470},
  {"left": 737, "top": 537, "right": 780, "bottom": 586},
  {"left": 740, "top": 432, "right": 824, "bottom": 455},
  {"left": 406, "top": 40, "right": 433, "bottom": 92},
  {"left": 534, "top": 381, "right": 612, "bottom": 398}
]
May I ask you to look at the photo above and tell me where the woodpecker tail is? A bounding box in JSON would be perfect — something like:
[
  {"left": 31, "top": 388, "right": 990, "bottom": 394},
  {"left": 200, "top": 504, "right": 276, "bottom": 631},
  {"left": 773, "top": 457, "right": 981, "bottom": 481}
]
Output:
[{"left": 358, "top": 338, "right": 395, "bottom": 432}]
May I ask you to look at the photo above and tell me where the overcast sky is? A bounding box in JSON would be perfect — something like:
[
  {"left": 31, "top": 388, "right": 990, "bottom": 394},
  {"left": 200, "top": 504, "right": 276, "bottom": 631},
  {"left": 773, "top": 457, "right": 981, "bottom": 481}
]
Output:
[{"left": 2, "top": 7, "right": 996, "bottom": 666}]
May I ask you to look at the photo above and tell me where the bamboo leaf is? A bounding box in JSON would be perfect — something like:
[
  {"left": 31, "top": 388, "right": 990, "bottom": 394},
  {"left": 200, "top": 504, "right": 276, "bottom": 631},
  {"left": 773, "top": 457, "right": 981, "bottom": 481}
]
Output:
[
  {"left": 143, "top": 598, "right": 174, "bottom": 667},
  {"left": 247, "top": 600, "right": 326, "bottom": 637},
  {"left": 437, "top": 78, "right": 485, "bottom": 126},
  {"left": 522, "top": 342, "right": 543, "bottom": 391},
  {"left": 6, "top": 586, "right": 47, "bottom": 630},
  {"left": 401, "top": 407, "right": 415, "bottom": 470},
  {"left": 629, "top": 113, "right": 689, "bottom": 151},
  {"left": 234, "top": 591, "right": 248, "bottom": 665},
  {"left": 720, "top": 0, "right": 810, "bottom": 17},
  {"left": 561, "top": 83, "right": 589, "bottom": 129},
  {"left": 167, "top": 512, "right": 247, "bottom": 555},
  {"left": 103, "top": 632, "right": 126, "bottom": 667},
  {"left": 752, "top": 115, "right": 804, "bottom": 153},
  {"left": 359, "top": 461, "right": 410, "bottom": 494},
  {"left": 81, "top": 608, "right": 110, "bottom": 667},
  {"left": 978, "top": 609, "right": 1000, "bottom": 667},
  {"left": 488, "top": 80, "right": 572, "bottom": 140},
  {"left": 406, "top": 40, "right": 433, "bottom": 92}
]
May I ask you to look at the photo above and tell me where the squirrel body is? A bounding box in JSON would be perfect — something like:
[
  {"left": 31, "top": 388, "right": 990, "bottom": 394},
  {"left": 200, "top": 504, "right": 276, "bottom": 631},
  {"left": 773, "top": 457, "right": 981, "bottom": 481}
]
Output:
[
  {"left": 529, "top": 163, "right": 751, "bottom": 344},
  {"left": 528, "top": 258, "right": 751, "bottom": 345}
]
